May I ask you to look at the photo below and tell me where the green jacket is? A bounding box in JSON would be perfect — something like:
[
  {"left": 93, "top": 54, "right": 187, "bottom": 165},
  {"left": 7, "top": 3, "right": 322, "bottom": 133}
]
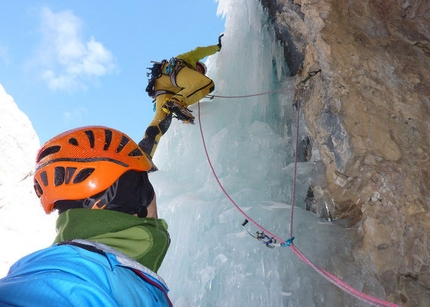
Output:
[
  {"left": 176, "top": 44, "right": 220, "bottom": 68},
  {"left": 53, "top": 209, "right": 170, "bottom": 273}
]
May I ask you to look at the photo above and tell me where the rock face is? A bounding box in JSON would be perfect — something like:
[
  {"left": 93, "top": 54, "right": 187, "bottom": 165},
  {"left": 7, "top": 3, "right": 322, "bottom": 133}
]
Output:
[{"left": 261, "top": 0, "right": 430, "bottom": 305}]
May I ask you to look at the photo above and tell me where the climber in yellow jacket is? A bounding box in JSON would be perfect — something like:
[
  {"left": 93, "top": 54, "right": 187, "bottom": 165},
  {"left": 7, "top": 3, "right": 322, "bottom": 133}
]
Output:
[{"left": 140, "top": 35, "right": 224, "bottom": 167}]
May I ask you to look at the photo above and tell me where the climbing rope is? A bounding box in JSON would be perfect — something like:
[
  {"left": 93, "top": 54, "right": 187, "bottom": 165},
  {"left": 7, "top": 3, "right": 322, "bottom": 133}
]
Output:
[
  {"left": 205, "top": 86, "right": 294, "bottom": 100},
  {"left": 289, "top": 86, "right": 301, "bottom": 239},
  {"left": 196, "top": 104, "right": 285, "bottom": 244},
  {"left": 196, "top": 71, "right": 402, "bottom": 307}
]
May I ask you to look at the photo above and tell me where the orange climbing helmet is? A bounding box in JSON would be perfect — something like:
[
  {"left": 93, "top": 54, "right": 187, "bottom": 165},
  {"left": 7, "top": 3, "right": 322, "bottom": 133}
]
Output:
[{"left": 33, "top": 126, "right": 152, "bottom": 214}]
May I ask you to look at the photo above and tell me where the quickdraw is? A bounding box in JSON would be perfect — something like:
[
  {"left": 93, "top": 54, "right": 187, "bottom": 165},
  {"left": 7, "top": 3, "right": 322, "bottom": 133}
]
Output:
[
  {"left": 164, "top": 58, "right": 177, "bottom": 75},
  {"left": 300, "top": 69, "right": 321, "bottom": 85},
  {"left": 242, "top": 219, "right": 281, "bottom": 249}
]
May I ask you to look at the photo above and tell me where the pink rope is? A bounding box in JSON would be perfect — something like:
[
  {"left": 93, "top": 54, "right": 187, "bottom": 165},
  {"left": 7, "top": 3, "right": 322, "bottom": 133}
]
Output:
[
  {"left": 290, "top": 245, "right": 401, "bottom": 307},
  {"left": 196, "top": 102, "right": 286, "bottom": 244},
  {"left": 289, "top": 94, "right": 301, "bottom": 237},
  {"left": 196, "top": 86, "right": 403, "bottom": 307}
]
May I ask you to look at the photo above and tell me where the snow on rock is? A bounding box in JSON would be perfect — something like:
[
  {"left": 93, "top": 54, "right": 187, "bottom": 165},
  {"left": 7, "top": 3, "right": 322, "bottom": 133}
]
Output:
[
  {"left": 0, "top": 84, "right": 40, "bottom": 185},
  {"left": 0, "top": 84, "right": 57, "bottom": 277}
]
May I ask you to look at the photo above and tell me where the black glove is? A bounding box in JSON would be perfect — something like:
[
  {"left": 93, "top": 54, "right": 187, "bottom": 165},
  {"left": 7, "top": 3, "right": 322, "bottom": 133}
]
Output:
[{"left": 218, "top": 34, "right": 224, "bottom": 51}]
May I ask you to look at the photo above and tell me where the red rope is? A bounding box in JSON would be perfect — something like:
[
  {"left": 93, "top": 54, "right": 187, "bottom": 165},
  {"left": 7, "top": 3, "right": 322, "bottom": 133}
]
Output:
[{"left": 196, "top": 87, "right": 403, "bottom": 307}]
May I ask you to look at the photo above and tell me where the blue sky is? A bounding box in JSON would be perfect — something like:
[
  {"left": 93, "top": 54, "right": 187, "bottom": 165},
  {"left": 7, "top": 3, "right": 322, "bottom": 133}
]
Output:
[{"left": 0, "top": 1, "right": 225, "bottom": 144}]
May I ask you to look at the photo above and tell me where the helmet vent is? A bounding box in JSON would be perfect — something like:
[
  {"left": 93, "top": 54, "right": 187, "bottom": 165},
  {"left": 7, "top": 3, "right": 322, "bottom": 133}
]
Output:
[
  {"left": 40, "top": 171, "right": 49, "bottom": 186},
  {"left": 34, "top": 180, "right": 43, "bottom": 197},
  {"left": 69, "top": 138, "right": 79, "bottom": 146},
  {"left": 128, "top": 148, "right": 144, "bottom": 157},
  {"left": 116, "top": 136, "right": 130, "bottom": 153},
  {"left": 104, "top": 129, "right": 113, "bottom": 150},
  {"left": 54, "top": 167, "right": 65, "bottom": 186},
  {"left": 73, "top": 168, "right": 95, "bottom": 184},
  {"left": 54, "top": 167, "right": 78, "bottom": 185},
  {"left": 37, "top": 146, "right": 61, "bottom": 162},
  {"left": 85, "top": 130, "right": 95, "bottom": 148},
  {"left": 65, "top": 167, "right": 77, "bottom": 184}
]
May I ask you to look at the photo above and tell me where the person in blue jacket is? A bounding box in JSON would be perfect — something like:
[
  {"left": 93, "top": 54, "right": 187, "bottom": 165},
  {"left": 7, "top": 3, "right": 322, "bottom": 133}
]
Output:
[{"left": 0, "top": 126, "right": 172, "bottom": 306}]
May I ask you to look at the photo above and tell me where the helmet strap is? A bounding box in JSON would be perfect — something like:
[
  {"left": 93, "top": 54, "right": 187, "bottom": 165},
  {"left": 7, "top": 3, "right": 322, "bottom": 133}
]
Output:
[{"left": 83, "top": 180, "right": 119, "bottom": 210}]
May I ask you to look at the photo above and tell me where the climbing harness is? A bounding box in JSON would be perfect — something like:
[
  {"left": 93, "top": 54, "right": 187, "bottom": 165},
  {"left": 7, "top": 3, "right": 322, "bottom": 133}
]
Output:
[
  {"left": 146, "top": 57, "right": 205, "bottom": 114},
  {"left": 145, "top": 58, "right": 187, "bottom": 100},
  {"left": 197, "top": 69, "right": 403, "bottom": 307},
  {"left": 242, "top": 219, "right": 281, "bottom": 249},
  {"left": 164, "top": 57, "right": 195, "bottom": 87}
]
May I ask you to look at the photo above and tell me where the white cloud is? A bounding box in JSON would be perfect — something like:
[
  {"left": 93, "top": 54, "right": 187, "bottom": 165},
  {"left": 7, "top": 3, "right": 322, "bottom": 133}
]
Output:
[
  {"left": 37, "top": 7, "right": 116, "bottom": 92},
  {"left": 41, "top": 70, "right": 83, "bottom": 91},
  {"left": 63, "top": 106, "right": 88, "bottom": 125}
]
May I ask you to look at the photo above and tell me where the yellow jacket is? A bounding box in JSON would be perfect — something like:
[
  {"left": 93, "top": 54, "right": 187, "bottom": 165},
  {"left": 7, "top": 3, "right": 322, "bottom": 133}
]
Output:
[{"left": 176, "top": 44, "right": 220, "bottom": 69}]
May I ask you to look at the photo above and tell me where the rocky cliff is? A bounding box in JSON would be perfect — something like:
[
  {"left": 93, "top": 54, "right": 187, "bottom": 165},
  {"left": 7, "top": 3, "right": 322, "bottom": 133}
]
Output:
[{"left": 261, "top": 0, "right": 430, "bottom": 305}]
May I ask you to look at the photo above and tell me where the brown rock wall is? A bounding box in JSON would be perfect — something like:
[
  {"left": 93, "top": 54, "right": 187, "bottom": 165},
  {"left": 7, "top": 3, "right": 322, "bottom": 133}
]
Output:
[{"left": 262, "top": 0, "right": 430, "bottom": 305}]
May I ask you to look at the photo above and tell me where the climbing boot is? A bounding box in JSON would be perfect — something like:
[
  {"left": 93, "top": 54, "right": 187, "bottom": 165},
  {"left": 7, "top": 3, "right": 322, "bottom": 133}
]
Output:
[{"left": 162, "top": 99, "right": 195, "bottom": 124}]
